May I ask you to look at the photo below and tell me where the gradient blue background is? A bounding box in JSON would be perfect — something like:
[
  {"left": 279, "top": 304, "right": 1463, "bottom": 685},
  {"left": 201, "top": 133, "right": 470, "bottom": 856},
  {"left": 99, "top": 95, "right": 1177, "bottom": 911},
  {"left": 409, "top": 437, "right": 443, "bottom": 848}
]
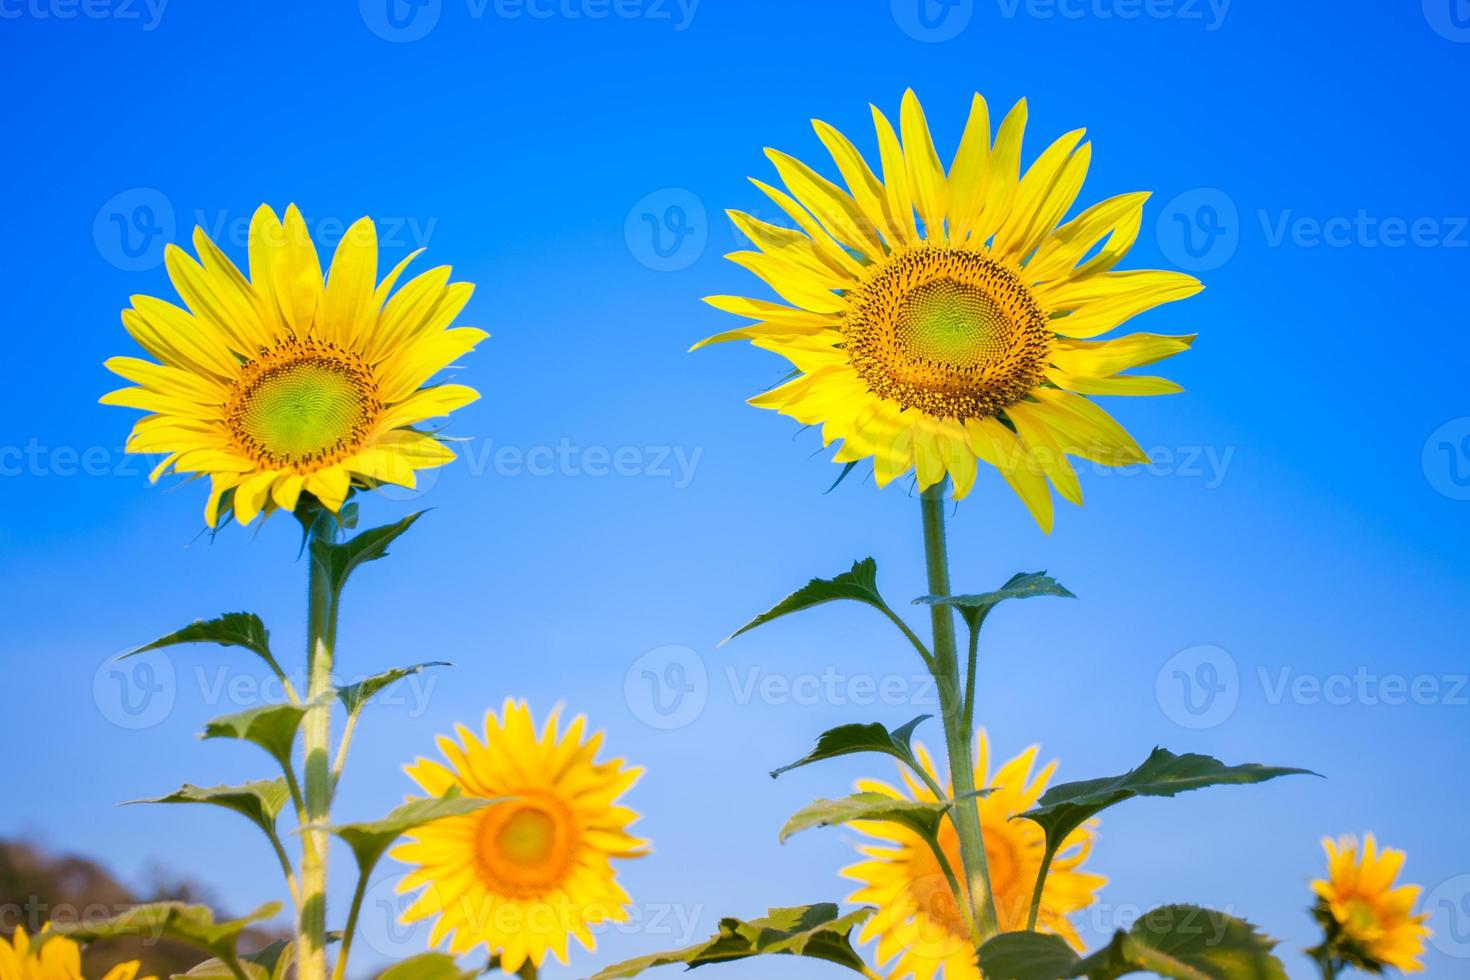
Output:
[{"left": 2, "top": 2, "right": 1468, "bottom": 977}]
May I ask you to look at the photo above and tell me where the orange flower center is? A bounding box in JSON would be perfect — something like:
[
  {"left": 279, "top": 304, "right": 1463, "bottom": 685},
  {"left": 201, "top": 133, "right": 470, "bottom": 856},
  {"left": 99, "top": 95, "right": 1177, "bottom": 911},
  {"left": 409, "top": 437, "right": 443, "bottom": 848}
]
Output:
[{"left": 474, "top": 793, "right": 578, "bottom": 899}]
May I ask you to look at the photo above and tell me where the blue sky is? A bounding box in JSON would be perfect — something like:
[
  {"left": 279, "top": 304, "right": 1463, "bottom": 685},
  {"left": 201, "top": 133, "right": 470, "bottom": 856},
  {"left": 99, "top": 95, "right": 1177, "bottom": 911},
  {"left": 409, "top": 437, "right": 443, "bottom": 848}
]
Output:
[{"left": 2, "top": 2, "right": 1468, "bottom": 978}]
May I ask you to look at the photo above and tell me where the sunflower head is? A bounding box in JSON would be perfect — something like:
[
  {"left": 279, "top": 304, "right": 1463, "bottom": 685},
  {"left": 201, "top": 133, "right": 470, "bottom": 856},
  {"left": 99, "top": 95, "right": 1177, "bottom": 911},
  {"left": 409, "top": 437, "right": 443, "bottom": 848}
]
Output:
[
  {"left": 700, "top": 90, "right": 1202, "bottom": 532},
  {"left": 1311, "top": 835, "right": 1430, "bottom": 974},
  {"left": 0, "top": 928, "right": 154, "bottom": 980},
  {"left": 842, "top": 733, "right": 1105, "bottom": 979},
  {"left": 391, "top": 700, "right": 648, "bottom": 972},
  {"left": 102, "top": 204, "right": 487, "bottom": 527}
]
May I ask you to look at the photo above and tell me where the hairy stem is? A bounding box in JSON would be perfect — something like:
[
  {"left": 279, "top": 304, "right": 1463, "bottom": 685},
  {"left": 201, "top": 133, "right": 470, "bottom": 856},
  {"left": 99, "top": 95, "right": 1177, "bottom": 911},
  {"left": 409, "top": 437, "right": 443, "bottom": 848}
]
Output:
[
  {"left": 919, "top": 484, "right": 999, "bottom": 940},
  {"left": 298, "top": 512, "right": 339, "bottom": 980}
]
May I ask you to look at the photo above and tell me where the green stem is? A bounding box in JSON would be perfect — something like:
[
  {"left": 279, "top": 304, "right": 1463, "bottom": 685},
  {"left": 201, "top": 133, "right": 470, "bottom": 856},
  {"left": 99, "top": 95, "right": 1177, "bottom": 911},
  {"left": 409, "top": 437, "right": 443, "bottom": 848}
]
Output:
[
  {"left": 331, "top": 871, "right": 371, "bottom": 980},
  {"left": 962, "top": 616, "right": 980, "bottom": 727},
  {"left": 919, "top": 484, "right": 999, "bottom": 941},
  {"left": 268, "top": 831, "right": 302, "bottom": 911},
  {"left": 299, "top": 511, "right": 339, "bottom": 980},
  {"left": 1025, "top": 844, "right": 1057, "bottom": 931}
]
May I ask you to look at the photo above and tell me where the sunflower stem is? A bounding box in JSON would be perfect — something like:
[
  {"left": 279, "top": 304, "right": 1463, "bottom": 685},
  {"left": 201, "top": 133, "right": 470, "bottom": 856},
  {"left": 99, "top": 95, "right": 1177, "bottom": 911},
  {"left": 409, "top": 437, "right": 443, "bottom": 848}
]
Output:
[
  {"left": 331, "top": 869, "right": 371, "bottom": 980},
  {"left": 299, "top": 507, "right": 340, "bottom": 980},
  {"left": 919, "top": 483, "right": 999, "bottom": 942},
  {"left": 1025, "top": 843, "right": 1058, "bottom": 932}
]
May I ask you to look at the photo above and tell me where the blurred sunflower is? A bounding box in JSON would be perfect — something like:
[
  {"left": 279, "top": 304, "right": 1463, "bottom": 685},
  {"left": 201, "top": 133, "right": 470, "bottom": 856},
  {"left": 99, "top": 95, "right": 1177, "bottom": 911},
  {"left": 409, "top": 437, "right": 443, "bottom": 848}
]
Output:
[
  {"left": 0, "top": 928, "right": 152, "bottom": 980},
  {"left": 102, "top": 204, "right": 486, "bottom": 526},
  {"left": 698, "top": 90, "right": 1200, "bottom": 531},
  {"left": 1311, "top": 834, "right": 1429, "bottom": 974},
  {"left": 843, "top": 735, "right": 1104, "bottom": 979},
  {"left": 392, "top": 700, "right": 648, "bottom": 973}
]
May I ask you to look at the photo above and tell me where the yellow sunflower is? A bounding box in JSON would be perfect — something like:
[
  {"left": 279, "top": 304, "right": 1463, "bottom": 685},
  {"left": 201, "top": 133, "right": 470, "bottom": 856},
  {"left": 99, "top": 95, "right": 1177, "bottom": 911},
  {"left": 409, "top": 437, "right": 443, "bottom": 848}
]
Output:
[
  {"left": 843, "top": 735, "right": 1104, "bottom": 979},
  {"left": 102, "top": 204, "right": 487, "bottom": 527},
  {"left": 1312, "top": 834, "right": 1430, "bottom": 974},
  {"left": 698, "top": 90, "right": 1201, "bottom": 531},
  {"left": 391, "top": 700, "right": 649, "bottom": 972},
  {"left": 0, "top": 928, "right": 153, "bottom": 980}
]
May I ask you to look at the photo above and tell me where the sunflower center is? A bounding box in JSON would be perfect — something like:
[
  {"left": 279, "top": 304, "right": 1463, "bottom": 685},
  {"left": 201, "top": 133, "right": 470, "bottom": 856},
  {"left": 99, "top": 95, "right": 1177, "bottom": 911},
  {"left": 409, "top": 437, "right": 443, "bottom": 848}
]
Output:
[
  {"left": 475, "top": 795, "right": 577, "bottom": 899},
  {"left": 226, "top": 339, "right": 380, "bottom": 470},
  {"left": 842, "top": 246, "right": 1052, "bottom": 420}
]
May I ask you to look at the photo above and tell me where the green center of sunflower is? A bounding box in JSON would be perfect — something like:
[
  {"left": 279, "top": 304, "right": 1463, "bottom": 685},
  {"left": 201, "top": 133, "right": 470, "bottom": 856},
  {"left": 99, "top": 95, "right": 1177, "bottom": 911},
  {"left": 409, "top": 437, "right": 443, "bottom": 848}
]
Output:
[
  {"left": 226, "top": 339, "right": 380, "bottom": 470},
  {"left": 495, "top": 807, "right": 557, "bottom": 866},
  {"left": 842, "top": 246, "right": 1052, "bottom": 420},
  {"left": 474, "top": 793, "right": 578, "bottom": 899}
]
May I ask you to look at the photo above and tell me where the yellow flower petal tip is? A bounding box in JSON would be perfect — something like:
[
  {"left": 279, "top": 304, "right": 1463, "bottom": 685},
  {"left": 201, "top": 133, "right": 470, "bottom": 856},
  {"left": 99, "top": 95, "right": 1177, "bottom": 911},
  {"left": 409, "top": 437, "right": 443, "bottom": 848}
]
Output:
[
  {"left": 103, "top": 204, "right": 486, "bottom": 527},
  {"left": 392, "top": 701, "right": 647, "bottom": 972},
  {"left": 1, "top": 928, "right": 156, "bottom": 980},
  {"left": 700, "top": 91, "right": 1201, "bottom": 530}
]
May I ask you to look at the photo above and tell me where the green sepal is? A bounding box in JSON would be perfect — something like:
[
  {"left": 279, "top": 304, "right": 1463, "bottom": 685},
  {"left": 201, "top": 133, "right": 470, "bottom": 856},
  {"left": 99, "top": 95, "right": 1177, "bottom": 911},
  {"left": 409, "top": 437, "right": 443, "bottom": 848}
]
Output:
[
  {"left": 338, "top": 662, "right": 451, "bottom": 715},
  {"left": 324, "top": 786, "right": 499, "bottom": 877},
  {"left": 977, "top": 905, "right": 1288, "bottom": 980},
  {"left": 1018, "top": 748, "right": 1317, "bottom": 853},
  {"left": 915, "top": 571, "right": 1074, "bottom": 631},
  {"left": 770, "top": 715, "right": 930, "bottom": 779},
  {"left": 310, "top": 511, "right": 426, "bottom": 597},
  {"left": 127, "top": 779, "right": 290, "bottom": 841},
  {"left": 724, "top": 558, "right": 889, "bottom": 645},
  {"left": 779, "top": 792, "right": 949, "bottom": 844},
  {"left": 50, "top": 902, "right": 282, "bottom": 980},
  {"left": 123, "top": 612, "right": 286, "bottom": 685},
  {"left": 589, "top": 904, "right": 876, "bottom": 979},
  {"left": 201, "top": 702, "right": 312, "bottom": 775}
]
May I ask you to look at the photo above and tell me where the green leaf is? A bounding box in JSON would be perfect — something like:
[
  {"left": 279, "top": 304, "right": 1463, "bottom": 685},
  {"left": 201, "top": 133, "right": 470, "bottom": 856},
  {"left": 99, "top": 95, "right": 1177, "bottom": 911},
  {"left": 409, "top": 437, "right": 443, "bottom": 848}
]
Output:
[
  {"left": 377, "top": 953, "right": 477, "bottom": 980},
  {"left": 724, "top": 558, "right": 889, "bottom": 645},
  {"left": 771, "top": 715, "right": 930, "bottom": 779},
  {"left": 53, "top": 902, "right": 282, "bottom": 980},
  {"left": 779, "top": 792, "right": 949, "bottom": 844},
  {"left": 915, "top": 571, "right": 1074, "bottom": 630},
  {"left": 326, "top": 787, "right": 499, "bottom": 877},
  {"left": 977, "top": 906, "right": 1288, "bottom": 980},
  {"left": 202, "top": 702, "right": 310, "bottom": 774},
  {"left": 1018, "top": 748, "right": 1317, "bottom": 852},
  {"left": 177, "top": 939, "right": 293, "bottom": 980},
  {"left": 589, "top": 904, "right": 875, "bottom": 979},
  {"left": 338, "top": 662, "right": 451, "bottom": 715},
  {"left": 310, "top": 511, "right": 426, "bottom": 596},
  {"left": 128, "top": 779, "right": 290, "bottom": 840},
  {"left": 124, "top": 613, "right": 286, "bottom": 684}
]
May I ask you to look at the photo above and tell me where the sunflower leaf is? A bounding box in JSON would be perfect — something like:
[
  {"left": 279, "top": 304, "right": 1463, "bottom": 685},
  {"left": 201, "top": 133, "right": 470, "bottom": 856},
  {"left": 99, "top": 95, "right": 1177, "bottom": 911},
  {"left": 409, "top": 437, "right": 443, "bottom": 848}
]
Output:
[
  {"left": 50, "top": 902, "right": 282, "bottom": 980},
  {"left": 588, "top": 904, "right": 875, "bottom": 979},
  {"left": 324, "top": 786, "right": 500, "bottom": 877},
  {"left": 378, "top": 953, "right": 479, "bottom": 980},
  {"left": 723, "top": 558, "right": 891, "bottom": 646},
  {"left": 337, "top": 661, "right": 452, "bottom": 716},
  {"left": 309, "top": 511, "right": 426, "bottom": 597},
  {"left": 779, "top": 792, "right": 949, "bottom": 844},
  {"left": 127, "top": 779, "right": 291, "bottom": 841},
  {"left": 771, "top": 715, "right": 930, "bottom": 779},
  {"left": 915, "top": 571, "right": 1074, "bottom": 631},
  {"left": 178, "top": 939, "right": 293, "bottom": 980},
  {"left": 201, "top": 702, "right": 311, "bottom": 775},
  {"left": 123, "top": 612, "right": 286, "bottom": 685},
  {"left": 977, "top": 906, "right": 1288, "bottom": 980},
  {"left": 1018, "top": 748, "right": 1318, "bottom": 854}
]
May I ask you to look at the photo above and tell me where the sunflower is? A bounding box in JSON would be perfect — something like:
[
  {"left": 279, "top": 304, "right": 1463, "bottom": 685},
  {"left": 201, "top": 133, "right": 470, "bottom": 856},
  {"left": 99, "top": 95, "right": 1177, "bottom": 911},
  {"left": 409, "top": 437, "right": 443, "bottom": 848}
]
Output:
[
  {"left": 1311, "top": 835, "right": 1430, "bottom": 974},
  {"left": 0, "top": 928, "right": 152, "bottom": 980},
  {"left": 102, "top": 204, "right": 486, "bottom": 527},
  {"left": 391, "top": 700, "right": 649, "bottom": 972},
  {"left": 843, "top": 735, "right": 1104, "bottom": 979},
  {"left": 697, "top": 90, "right": 1201, "bottom": 531}
]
